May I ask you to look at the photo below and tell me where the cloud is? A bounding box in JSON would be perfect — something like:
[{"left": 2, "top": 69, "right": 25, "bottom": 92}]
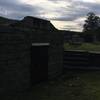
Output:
[
  {"left": 49, "top": 1, "right": 100, "bottom": 21},
  {"left": 48, "top": 0, "right": 100, "bottom": 31},
  {"left": 0, "top": 0, "right": 43, "bottom": 19},
  {"left": 0, "top": 0, "right": 100, "bottom": 31},
  {"left": 51, "top": 20, "right": 82, "bottom": 31}
]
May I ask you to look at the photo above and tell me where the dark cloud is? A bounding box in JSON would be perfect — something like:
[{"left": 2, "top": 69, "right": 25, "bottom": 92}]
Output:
[
  {"left": 1, "top": 0, "right": 100, "bottom": 21},
  {"left": 0, "top": 0, "right": 43, "bottom": 19},
  {"left": 48, "top": 0, "right": 100, "bottom": 31},
  {"left": 48, "top": 0, "right": 61, "bottom": 3},
  {"left": 48, "top": 0, "right": 71, "bottom": 2},
  {"left": 49, "top": 0, "right": 100, "bottom": 22},
  {"left": 0, "top": 0, "right": 100, "bottom": 31}
]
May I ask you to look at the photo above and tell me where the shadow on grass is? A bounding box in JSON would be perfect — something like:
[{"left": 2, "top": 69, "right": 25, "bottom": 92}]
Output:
[{"left": 2, "top": 69, "right": 100, "bottom": 100}]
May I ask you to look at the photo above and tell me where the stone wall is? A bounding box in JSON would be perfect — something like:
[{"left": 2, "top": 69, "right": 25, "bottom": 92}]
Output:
[
  {"left": 29, "top": 29, "right": 64, "bottom": 79},
  {"left": 47, "top": 31, "right": 64, "bottom": 78},
  {"left": 10, "top": 16, "right": 56, "bottom": 31},
  {"left": 0, "top": 26, "right": 63, "bottom": 94},
  {"left": 64, "top": 50, "right": 100, "bottom": 69},
  {"left": 0, "top": 27, "right": 31, "bottom": 94}
]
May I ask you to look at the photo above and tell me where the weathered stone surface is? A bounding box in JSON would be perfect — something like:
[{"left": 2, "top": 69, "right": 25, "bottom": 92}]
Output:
[{"left": 0, "top": 16, "right": 63, "bottom": 94}]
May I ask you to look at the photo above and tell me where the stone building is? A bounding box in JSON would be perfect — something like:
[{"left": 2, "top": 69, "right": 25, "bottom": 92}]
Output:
[
  {"left": 0, "top": 16, "right": 63, "bottom": 94},
  {"left": 10, "top": 16, "right": 56, "bottom": 31}
]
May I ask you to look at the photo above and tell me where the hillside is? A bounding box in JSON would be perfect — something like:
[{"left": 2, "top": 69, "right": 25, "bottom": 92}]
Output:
[{"left": 0, "top": 16, "right": 18, "bottom": 26}]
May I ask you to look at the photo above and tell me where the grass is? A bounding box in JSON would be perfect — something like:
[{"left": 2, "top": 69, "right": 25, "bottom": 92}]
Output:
[
  {"left": 3, "top": 70, "right": 100, "bottom": 100},
  {"left": 29, "top": 70, "right": 100, "bottom": 100},
  {"left": 64, "top": 43, "right": 100, "bottom": 52}
]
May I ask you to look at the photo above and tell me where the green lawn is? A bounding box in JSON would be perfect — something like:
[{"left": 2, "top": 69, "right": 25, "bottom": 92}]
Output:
[
  {"left": 64, "top": 43, "right": 100, "bottom": 52},
  {"left": 3, "top": 70, "right": 100, "bottom": 100}
]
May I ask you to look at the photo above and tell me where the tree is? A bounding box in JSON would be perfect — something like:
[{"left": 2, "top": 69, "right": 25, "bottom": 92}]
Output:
[{"left": 83, "top": 12, "right": 100, "bottom": 32}]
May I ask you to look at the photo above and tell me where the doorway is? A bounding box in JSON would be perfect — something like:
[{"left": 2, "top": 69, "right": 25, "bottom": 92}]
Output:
[{"left": 31, "top": 43, "right": 49, "bottom": 84}]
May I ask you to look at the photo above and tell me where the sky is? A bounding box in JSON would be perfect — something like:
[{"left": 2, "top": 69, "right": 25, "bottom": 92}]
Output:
[{"left": 0, "top": 0, "right": 100, "bottom": 32}]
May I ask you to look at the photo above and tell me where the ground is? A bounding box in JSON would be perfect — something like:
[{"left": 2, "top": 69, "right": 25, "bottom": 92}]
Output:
[
  {"left": 2, "top": 70, "right": 100, "bottom": 100},
  {"left": 64, "top": 43, "right": 100, "bottom": 52}
]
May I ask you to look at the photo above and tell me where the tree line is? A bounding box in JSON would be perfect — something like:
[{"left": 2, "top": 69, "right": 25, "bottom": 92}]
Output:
[
  {"left": 82, "top": 12, "right": 100, "bottom": 42},
  {"left": 83, "top": 12, "right": 100, "bottom": 32}
]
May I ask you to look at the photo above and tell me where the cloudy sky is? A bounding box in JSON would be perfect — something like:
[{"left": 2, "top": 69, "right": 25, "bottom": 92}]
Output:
[{"left": 0, "top": 0, "right": 100, "bottom": 31}]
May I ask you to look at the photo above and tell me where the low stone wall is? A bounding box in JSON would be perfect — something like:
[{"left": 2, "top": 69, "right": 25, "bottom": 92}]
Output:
[{"left": 64, "top": 50, "right": 100, "bottom": 69}]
